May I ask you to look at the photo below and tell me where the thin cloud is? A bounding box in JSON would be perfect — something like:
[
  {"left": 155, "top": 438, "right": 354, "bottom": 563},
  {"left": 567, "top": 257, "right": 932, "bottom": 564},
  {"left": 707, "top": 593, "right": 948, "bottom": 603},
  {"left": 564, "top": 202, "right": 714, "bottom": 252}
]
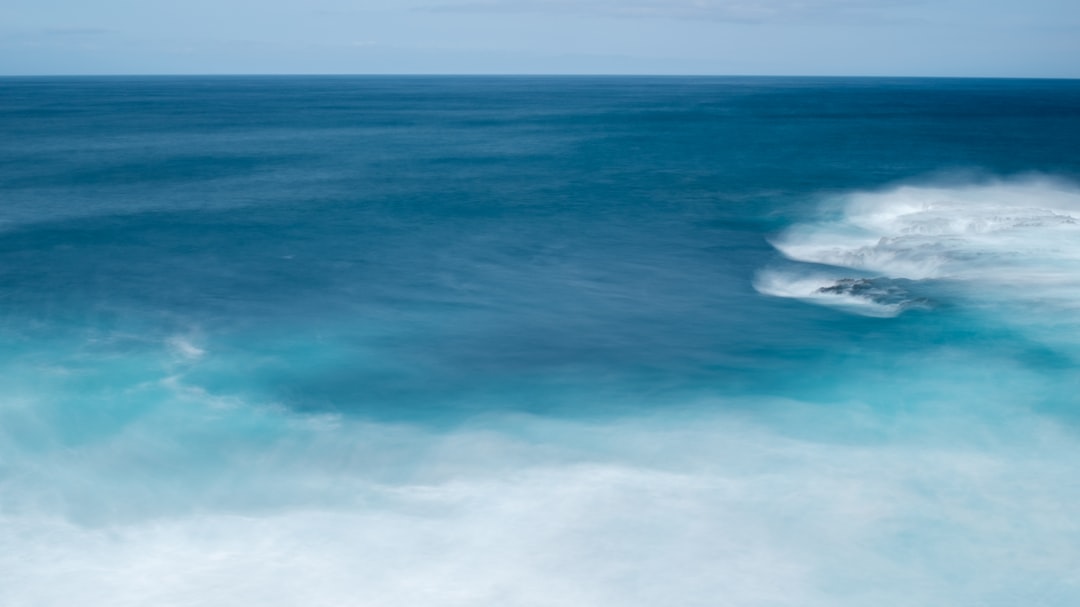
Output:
[
  {"left": 40, "top": 27, "right": 115, "bottom": 37},
  {"left": 422, "top": 0, "right": 923, "bottom": 24}
]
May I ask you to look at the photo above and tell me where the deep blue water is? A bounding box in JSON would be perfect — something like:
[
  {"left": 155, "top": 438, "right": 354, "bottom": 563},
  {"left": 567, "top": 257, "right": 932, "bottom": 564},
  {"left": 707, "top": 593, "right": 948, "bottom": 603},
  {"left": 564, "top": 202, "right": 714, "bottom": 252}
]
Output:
[{"left": 3, "top": 76, "right": 1080, "bottom": 605}]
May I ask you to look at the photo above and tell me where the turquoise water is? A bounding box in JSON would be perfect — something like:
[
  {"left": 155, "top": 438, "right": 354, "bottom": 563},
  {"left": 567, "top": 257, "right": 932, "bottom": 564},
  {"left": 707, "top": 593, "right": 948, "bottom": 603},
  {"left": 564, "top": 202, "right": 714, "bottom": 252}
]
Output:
[{"left": 2, "top": 76, "right": 1080, "bottom": 605}]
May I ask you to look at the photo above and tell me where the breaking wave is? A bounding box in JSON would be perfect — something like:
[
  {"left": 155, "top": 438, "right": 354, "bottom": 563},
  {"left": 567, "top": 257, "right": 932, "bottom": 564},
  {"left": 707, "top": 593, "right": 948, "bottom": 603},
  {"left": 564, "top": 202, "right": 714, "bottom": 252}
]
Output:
[{"left": 757, "top": 177, "right": 1080, "bottom": 317}]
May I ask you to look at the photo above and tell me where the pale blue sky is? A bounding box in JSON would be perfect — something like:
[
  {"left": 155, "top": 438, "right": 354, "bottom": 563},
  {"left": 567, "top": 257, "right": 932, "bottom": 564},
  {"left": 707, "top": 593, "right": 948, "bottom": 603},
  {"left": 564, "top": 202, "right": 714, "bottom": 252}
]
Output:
[{"left": 1, "top": 0, "right": 1077, "bottom": 76}]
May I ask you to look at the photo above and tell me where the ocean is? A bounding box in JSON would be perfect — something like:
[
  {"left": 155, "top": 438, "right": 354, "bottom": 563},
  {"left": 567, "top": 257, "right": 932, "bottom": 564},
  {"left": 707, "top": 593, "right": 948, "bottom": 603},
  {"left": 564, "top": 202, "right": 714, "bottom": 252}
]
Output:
[{"left": 2, "top": 75, "right": 1080, "bottom": 605}]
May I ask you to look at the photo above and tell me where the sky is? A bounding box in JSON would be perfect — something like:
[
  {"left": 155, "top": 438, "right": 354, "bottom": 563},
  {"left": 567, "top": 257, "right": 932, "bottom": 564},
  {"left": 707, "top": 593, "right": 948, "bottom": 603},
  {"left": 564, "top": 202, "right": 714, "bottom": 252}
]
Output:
[{"left": 0, "top": 0, "right": 1077, "bottom": 77}]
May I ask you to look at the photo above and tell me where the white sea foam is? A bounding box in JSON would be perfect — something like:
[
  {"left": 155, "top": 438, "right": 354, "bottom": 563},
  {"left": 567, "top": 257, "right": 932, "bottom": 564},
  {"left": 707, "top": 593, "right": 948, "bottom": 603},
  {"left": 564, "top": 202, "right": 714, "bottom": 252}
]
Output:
[
  {"left": 753, "top": 270, "right": 914, "bottom": 317},
  {"left": 166, "top": 335, "right": 206, "bottom": 361},
  {"left": 3, "top": 361, "right": 1080, "bottom": 606},
  {"left": 759, "top": 176, "right": 1080, "bottom": 316}
]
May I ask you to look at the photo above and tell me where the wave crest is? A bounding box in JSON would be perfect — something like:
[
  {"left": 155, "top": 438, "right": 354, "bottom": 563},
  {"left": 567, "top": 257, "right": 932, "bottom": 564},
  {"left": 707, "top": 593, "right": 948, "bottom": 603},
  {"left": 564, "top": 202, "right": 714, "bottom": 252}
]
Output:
[{"left": 758, "top": 177, "right": 1080, "bottom": 315}]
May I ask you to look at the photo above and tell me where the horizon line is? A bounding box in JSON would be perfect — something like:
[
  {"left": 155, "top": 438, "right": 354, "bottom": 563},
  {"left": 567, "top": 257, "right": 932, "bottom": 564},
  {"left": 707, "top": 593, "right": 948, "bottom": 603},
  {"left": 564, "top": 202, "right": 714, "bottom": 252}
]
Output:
[{"left": 2, "top": 73, "right": 1078, "bottom": 81}]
